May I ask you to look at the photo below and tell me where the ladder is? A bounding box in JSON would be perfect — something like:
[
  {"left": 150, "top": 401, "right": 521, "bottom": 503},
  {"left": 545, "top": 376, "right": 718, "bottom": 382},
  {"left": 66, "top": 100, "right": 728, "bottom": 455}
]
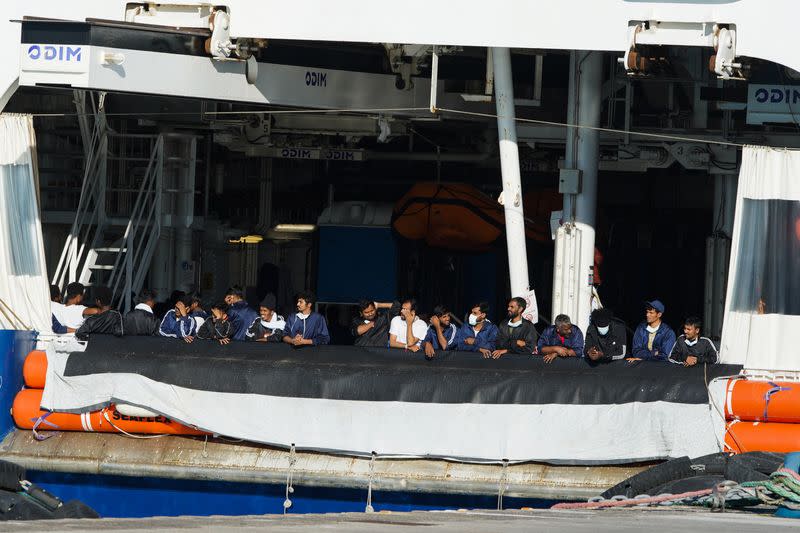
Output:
[{"left": 51, "top": 95, "right": 165, "bottom": 312}]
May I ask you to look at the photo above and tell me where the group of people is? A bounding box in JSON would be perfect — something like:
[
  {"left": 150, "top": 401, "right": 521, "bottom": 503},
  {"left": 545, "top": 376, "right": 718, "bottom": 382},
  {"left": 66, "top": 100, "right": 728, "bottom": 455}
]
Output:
[{"left": 49, "top": 282, "right": 719, "bottom": 366}]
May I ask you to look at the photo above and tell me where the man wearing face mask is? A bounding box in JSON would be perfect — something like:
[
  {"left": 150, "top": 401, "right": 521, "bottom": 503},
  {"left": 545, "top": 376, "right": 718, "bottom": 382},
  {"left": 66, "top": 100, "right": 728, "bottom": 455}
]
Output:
[
  {"left": 491, "top": 297, "right": 539, "bottom": 359},
  {"left": 538, "top": 314, "right": 584, "bottom": 363},
  {"left": 630, "top": 300, "right": 676, "bottom": 362},
  {"left": 282, "top": 291, "right": 330, "bottom": 347},
  {"left": 668, "top": 316, "right": 718, "bottom": 366},
  {"left": 389, "top": 298, "right": 428, "bottom": 352},
  {"left": 351, "top": 299, "right": 400, "bottom": 347},
  {"left": 455, "top": 302, "right": 498, "bottom": 357},
  {"left": 584, "top": 308, "right": 627, "bottom": 363}
]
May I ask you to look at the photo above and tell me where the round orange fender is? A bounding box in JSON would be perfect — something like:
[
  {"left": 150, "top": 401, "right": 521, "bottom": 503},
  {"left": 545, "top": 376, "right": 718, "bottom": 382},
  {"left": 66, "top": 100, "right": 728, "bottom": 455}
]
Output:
[
  {"left": 725, "top": 379, "right": 800, "bottom": 423},
  {"left": 725, "top": 420, "right": 800, "bottom": 454},
  {"left": 23, "top": 351, "right": 47, "bottom": 389},
  {"left": 12, "top": 388, "right": 205, "bottom": 436}
]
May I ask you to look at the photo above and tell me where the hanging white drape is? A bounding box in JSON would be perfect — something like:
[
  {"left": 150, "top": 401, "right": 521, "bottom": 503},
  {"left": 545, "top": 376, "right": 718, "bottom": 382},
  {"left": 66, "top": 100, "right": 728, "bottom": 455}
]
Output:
[
  {"left": 720, "top": 145, "right": 800, "bottom": 372},
  {"left": 0, "top": 114, "right": 50, "bottom": 332}
]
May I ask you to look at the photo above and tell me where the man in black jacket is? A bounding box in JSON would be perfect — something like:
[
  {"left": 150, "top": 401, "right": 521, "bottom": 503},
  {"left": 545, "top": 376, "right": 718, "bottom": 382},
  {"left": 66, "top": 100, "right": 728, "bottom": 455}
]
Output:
[
  {"left": 198, "top": 301, "right": 234, "bottom": 344},
  {"left": 491, "top": 297, "right": 539, "bottom": 359},
  {"left": 584, "top": 308, "right": 627, "bottom": 363},
  {"left": 668, "top": 316, "right": 719, "bottom": 366},
  {"left": 351, "top": 299, "right": 400, "bottom": 347},
  {"left": 246, "top": 294, "right": 285, "bottom": 343},
  {"left": 123, "top": 289, "right": 158, "bottom": 336},
  {"left": 75, "top": 286, "right": 123, "bottom": 340}
]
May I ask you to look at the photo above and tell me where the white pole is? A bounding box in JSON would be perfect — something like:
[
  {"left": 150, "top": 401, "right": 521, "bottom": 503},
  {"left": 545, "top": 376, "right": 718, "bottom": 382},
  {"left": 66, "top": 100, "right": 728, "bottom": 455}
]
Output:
[{"left": 492, "top": 47, "right": 530, "bottom": 296}]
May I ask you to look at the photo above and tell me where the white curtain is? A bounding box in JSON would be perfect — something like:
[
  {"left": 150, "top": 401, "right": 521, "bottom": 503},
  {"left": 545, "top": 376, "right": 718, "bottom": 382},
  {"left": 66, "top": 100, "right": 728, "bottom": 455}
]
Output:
[
  {"left": 720, "top": 145, "right": 800, "bottom": 371},
  {"left": 0, "top": 114, "right": 50, "bottom": 332}
]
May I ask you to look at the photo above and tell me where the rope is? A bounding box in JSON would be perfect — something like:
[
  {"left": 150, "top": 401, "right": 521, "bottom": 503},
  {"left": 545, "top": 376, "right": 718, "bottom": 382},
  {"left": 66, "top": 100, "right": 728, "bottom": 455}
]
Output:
[
  {"left": 101, "top": 409, "right": 168, "bottom": 439},
  {"left": 365, "top": 452, "right": 377, "bottom": 513},
  {"left": 283, "top": 444, "right": 296, "bottom": 514},
  {"left": 435, "top": 107, "right": 749, "bottom": 148},
  {"left": 497, "top": 459, "right": 509, "bottom": 510},
  {"left": 552, "top": 488, "right": 714, "bottom": 510}
]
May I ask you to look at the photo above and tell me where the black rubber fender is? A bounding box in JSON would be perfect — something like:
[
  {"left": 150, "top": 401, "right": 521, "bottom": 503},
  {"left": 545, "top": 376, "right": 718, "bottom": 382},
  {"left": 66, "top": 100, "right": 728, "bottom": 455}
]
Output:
[
  {"left": 0, "top": 461, "right": 26, "bottom": 492},
  {"left": 601, "top": 456, "right": 695, "bottom": 498}
]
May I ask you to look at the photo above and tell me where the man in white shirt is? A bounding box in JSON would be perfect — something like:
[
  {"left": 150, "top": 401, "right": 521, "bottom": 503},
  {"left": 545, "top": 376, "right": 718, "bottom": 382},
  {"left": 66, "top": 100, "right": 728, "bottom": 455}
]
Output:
[
  {"left": 388, "top": 298, "right": 428, "bottom": 352},
  {"left": 57, "top": 282, "right": 98, "bottom": 330}
]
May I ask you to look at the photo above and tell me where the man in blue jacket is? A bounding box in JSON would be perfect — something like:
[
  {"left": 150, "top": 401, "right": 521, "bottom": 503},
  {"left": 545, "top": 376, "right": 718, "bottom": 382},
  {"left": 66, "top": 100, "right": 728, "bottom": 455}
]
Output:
[
  {"left": 282, "top": 291, "right": 330, "bottom": 347},
  {"left": 455, "top": 302, "right": 498, "bottom": 357},
  {"left": 224, "top": 286, "right": 259, "bottom": 341},
  {"left": 538, "top": 314, "right": 584, "bottom": 363},
  {"left": 630, "top": 299, "right": 676, "bottom": 362}
]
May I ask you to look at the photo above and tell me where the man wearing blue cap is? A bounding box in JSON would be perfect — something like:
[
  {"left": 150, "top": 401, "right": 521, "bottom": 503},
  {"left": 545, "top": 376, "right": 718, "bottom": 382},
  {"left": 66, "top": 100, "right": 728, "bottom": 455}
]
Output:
[{"left": 629, "top": 300, "right": 676, "bottom": 362}]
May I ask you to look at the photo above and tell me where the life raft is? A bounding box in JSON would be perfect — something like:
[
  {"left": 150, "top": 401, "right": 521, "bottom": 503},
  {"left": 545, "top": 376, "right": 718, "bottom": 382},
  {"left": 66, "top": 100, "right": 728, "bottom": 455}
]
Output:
[
  {"left": 12, "top": 388, "right": 205, "bottom": 436},
  {"left": 724, "top": 378, "right": 800, "bottom": 453}
]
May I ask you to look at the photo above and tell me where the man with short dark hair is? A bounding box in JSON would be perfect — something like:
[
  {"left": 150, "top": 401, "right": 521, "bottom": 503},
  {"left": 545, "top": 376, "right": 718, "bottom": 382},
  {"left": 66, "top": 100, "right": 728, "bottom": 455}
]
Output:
[
  {"left": 630, "top": 300, "right": 676, "bottom": 362},
  {"left": 584, "top": 308, "right": 627, "bottom": 363},
  {"left": 668, "top": 316, "right": 719, "bottom": 366},
  {"left": 75, "top": 286, "right": 123, "bottom": 340},
  {"left": 455, "top": 302, "right": 498, "bottom": 357},
  {"left": 423, "top": 305, "right": 458, "bottom": 359},
  {"left": 54, "top": 282, "right": 98, "bottom": 330},
  {"left": 246, "top": 293, "right": 285, "bottom": 343},
  {"left": 224, "top": 286, "right": 258, "bottom": 341},
  {"left": 351, "top": 299, "right": 400, "bottom": 347},
  {"left": 537, "top": 314, "right": 584, "bottom": 363},
  {"left": 282, "top": 291, "right": 330, "bottom": 347},
  {"left": 123, "top": 289, "right": 159, "bottom": 336},
  {"left": 388, "top": 298, "right": 428, "bottom": 352},
  {"left": 50, "top": 284, "right": 69, "bottom": 334},
  {"left": 491, "top": 297, "right": 539, "bottom": 359},
  {"left": 198, "top": 301, "right": 234, "bottom": 344}
]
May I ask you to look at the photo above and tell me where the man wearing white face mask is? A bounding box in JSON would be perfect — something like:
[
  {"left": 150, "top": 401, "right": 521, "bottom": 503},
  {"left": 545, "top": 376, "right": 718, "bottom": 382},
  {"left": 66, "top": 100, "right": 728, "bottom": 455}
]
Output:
[
  {"left": 491, "top": 297, "right": 539, "bottom": 359},
  {"left": 668, "top": 316, "right": 718, "bottom": 366},
  {"left": 283, "top": 291, "right": 330, "bottom": 347},
  {"left": 455, "top": 302, "right": 498, "bottom": 357},
  {"left": 629, "top": 300, "right": 676, "bottom": 362},
  {"left": 585, "top": 308, "right": 627, "bottom": 363}
]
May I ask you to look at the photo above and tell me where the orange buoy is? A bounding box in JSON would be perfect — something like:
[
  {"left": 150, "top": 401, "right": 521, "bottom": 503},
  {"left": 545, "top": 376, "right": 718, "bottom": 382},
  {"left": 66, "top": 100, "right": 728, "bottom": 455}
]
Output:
[
  {"left": 23, "top": 350, "right": 47, "bottom": 388},
  {"left": 725, "top": 420, "right": 800, "bottom": 454},
  {"left": 725, "top": 379, "right": 800, "bottom": 423},
  {"left": 12, "top": 388, "right": 205, "bottom": 436}
]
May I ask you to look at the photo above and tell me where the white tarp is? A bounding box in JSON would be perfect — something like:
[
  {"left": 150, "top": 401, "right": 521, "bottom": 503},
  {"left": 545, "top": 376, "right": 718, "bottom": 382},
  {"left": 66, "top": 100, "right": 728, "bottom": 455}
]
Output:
[
  {"left": 0, "top": 114, "right": 50, "bottom": 332},
  {"left": 41, "top": 348, "right": 726, "bottom": 464},
  {"left": 720, "top": 145, "right": 800, "bottom": 371}
]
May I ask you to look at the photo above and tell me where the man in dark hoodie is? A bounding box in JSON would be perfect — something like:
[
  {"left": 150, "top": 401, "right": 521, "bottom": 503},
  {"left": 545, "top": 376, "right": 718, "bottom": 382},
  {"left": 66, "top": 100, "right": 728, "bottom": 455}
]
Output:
[
  {"left": 584, "top": 308, "right": 627, "bottom": 363},
  {"left": 351, "top": 299, "right": 400, "bottom": 347},
  {"left": 224, "top": 286, "right": 259, "bottom": 341},
  {"left": 282, "top": 291, "right": 330, "bottom": 347},
  {"left": 75, "top": 286, "right": 123, "bottom": 340},
  {"left": 246, "top": 293, "right": 285, "bottom": 343},
  {"left": 123, "top": 289, "right": 158, "bottom": 336}
]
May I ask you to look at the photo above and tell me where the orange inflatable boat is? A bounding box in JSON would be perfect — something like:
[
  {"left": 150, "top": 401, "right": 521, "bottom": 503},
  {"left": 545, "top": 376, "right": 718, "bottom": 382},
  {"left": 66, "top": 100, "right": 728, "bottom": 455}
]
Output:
[
  {"left": 23, "top": 350, "right": 47, "bottom": 389},
  {"left": 725, "top": 379, "right": 800, "bottom": 424},
  {"left": 12, "top": 388, "right": 205, "bottom": 436},
  {"left": 725, "top": 420, "right": 800, "bottom": 454}
]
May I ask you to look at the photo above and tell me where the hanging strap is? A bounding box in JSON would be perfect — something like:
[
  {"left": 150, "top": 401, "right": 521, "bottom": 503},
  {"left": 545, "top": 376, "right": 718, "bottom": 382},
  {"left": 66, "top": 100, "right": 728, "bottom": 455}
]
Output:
[
  {"left": 283, "top": 444, "right": 296, "bottom": 514},
  {"left": 764, "top": 382, "right": 792, "bottom": 421},
  {"left": 31, "top": 412, "right": 59, "bottom": 441}
]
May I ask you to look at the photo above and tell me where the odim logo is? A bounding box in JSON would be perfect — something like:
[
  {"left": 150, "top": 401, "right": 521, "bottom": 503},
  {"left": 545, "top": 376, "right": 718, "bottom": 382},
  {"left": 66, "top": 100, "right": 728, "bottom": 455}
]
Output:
[
  {"left": 27, "top": 45, "right": 82, "bottom": 62},
  {"left": 754, "top": 86, "right": 800, "bottom": 105}
]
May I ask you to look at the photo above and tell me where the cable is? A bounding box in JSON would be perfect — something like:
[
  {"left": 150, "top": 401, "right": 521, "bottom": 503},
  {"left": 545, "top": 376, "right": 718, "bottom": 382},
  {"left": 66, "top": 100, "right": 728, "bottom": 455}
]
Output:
[{"left": 435, "top": 107, "right": 750, "bottom": 148}]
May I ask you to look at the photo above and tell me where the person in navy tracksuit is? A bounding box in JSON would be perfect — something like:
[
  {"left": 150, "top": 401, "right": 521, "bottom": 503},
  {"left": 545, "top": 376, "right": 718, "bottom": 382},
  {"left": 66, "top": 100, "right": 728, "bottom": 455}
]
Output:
[
  {"left": 630, "top": 299, "right": 676, "bottom": 362},
  {"left": 159, "top": 296, "right": 198, "bottom": 342},
  {"left": 224, "top": 286, "right": 259, "bottom": 341},
  {"left": 454, "top": 301, "right": 499, "bottom": 357},
  {"left": 537, "top": 314, "right": 584, "bottom": 362},
  {"left": 282, "top": 291, "right": 330, "bottom": 347}
]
